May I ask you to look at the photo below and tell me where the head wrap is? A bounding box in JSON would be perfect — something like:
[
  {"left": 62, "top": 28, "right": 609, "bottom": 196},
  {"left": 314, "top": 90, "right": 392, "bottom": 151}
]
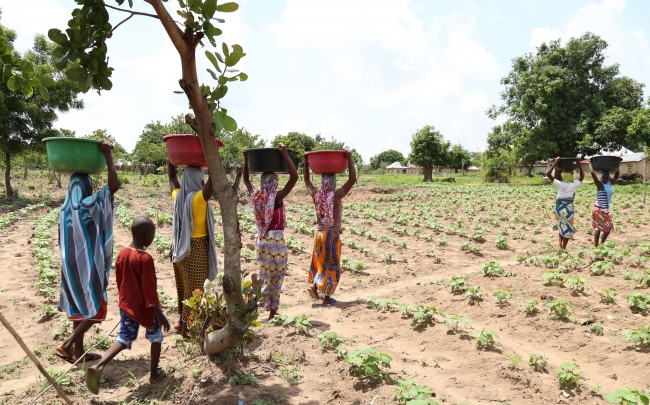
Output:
[
  {"left": 252, "top": 172, "right": 279, "bottom": 237},
  {"left": 315, "top": 175, "right": 336, "bottom": 228},
  {"left": 171, "top": 167, "right": 219, "bottom": 280}
]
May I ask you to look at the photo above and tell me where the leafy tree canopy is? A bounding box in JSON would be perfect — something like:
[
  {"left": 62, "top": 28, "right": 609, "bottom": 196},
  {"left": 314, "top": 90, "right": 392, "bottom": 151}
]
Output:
[
  {"left": 271, "top": 132, "right": 362, "bottom": 167},
  {"left": 449, "top": 143, "right": 472, "bottom": 170},
  {"left": 0, "top": 25, "right": 83, "bottom": 197},
  {"left": 220, "top": 127, "right": 265, "bottom": 168},
  {"left": 488, "top": 32, "right": 645, "bottom": 157},
  {"left": 408, "top": 125, "right": 451, "bottom": 181},
  {"left": 369, "top": 149, "right": 406, "bottom": 170},
  {"left": 81, "top": 129, "right": 126, "bottom": 155}
]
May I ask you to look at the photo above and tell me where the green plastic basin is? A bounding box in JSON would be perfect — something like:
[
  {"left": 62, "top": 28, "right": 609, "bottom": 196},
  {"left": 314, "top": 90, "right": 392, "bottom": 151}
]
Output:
[{"left": 43, "top": 137, "right": 107, "bottom": 174}]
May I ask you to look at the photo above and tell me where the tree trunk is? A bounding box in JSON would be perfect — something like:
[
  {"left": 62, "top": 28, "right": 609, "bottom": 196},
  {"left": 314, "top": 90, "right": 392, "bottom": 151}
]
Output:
[
  {"left": 147, "top": 0, "right": 250, "bottom": 355},
  {"left": 423, "top": 165, "right": 433, "bottom": 182},
  {"left": 4, "top": 151, "right": 12, "bottom": 198},
  {"left": 56, "top": 173, "right": 62, "bottom": 189},
  {"left": 643, "top": 155, "right": 648, "bottom": 205},
  {"left": 23, "top": 156, "right": 28, "bottom": 180},
  {"left": 455, "top": 167, "right": 458, "bottom": 173},
  {"left": 527, "top": 162, "right": 534, "bottom": 177}
]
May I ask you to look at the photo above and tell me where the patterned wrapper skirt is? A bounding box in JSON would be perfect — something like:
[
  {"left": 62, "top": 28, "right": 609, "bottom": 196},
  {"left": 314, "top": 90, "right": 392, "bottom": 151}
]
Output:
[
  {"left": 555, "top": 197, "right": 575, "bottom": 239},
  {"left": 309, "top": 229, "right": 341, "bottom": 296},
  {"left": 255, "top": 229, "right": 288, "bottom": 312},
  {"left": 592, "top": 206, "right": 614, "bottom": 233},
  {"left": 173, "top": 236, "right": 209, "bottom": 321}
]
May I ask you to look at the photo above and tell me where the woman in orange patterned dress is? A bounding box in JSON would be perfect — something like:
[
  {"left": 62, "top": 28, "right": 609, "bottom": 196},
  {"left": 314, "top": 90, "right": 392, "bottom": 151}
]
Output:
[{"left": 304, "top": 150, "right": 356, "bottom": 305}]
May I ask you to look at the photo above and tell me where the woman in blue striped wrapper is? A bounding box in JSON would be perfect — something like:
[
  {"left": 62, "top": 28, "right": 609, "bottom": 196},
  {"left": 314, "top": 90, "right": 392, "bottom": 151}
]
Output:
[
  {"left": 547, "top": 157, "right": 584, "bottom": 250},
  {"left": 55, "top": 140, "right": 120, "bottom": 364},
  {"left": 589, "top": 159, "right": 620, "bottom": 246}
]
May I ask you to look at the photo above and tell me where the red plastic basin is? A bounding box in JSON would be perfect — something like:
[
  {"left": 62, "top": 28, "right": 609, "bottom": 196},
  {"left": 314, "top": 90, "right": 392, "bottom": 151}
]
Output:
[
  {"left": 163, "top": 134, "right": 224, "bottom": 169},
  {"left": 306, "top": 150, "right": 348, "bottom": 174}
]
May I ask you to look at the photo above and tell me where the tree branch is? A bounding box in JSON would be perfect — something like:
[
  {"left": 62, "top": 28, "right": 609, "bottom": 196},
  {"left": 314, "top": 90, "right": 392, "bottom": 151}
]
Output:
[
  {"left": 104, "top": 4, "right": 159, "bottom": 19},
  {"left": 184, "top": 113, "right": 199, "bottom": 133},
  {"left": 144, "top": 0, "right": 188, "bottom": 54},
  {"left": 103, "top": 14, "right": 134, "bottom": 41},
  {"left": 191, "top": 32, "right": 205, "bottom": 50}
]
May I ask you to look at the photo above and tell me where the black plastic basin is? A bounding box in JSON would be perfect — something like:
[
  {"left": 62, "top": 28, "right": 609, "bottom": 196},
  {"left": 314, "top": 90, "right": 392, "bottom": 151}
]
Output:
[
  {"left": 591, "top": 156, "right": 622, "bottom": 172},
  {"left": 558, "top": 157, "right": 579, "bottom": 172},
  {"left": 245, "top": 148, "right": 291, "bottom": 173}
]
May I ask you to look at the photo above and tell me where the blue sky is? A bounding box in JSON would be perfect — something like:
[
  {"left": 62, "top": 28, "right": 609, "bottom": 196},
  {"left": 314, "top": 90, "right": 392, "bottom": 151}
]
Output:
[{"left": 5, "top": 0, "right": 650, "bottom": 161}]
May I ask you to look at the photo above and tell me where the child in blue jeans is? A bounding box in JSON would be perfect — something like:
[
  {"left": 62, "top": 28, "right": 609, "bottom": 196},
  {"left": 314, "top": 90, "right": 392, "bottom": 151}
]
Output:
[{"left": 86, "top": 217, "right": 171, "bottom": 395}]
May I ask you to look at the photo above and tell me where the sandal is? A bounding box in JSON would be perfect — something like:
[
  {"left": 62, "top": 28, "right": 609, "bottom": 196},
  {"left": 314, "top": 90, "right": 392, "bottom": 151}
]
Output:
[
  {"left": 322, "top": 298, "right": 338, "bottom": 306},
  {"left": 306, "top": 287, "right": 319, "bottom": 300},
  {"left": 86, "top": 367, "right": 102, "bottom": 395}
]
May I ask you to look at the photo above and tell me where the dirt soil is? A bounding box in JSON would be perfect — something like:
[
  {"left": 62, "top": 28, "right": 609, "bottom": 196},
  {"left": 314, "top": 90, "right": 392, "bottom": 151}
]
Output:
[{"left": 1, "top": 172, "right": 649, "bottom": 405}]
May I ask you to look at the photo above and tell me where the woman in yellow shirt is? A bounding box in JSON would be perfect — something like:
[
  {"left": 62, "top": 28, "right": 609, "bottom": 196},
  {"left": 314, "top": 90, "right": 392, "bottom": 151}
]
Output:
[{"left": 168, "top": 162, "right": 219, "bottom": 338}]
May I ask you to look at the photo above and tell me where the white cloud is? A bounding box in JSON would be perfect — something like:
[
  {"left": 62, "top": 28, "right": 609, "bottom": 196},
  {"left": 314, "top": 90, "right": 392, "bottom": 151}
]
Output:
[
  {"left": 2, "top": 0, "right": 71, "bottom": 50},
  {"left": 529, "top": 0, "right": 650, "bottom": 87}
]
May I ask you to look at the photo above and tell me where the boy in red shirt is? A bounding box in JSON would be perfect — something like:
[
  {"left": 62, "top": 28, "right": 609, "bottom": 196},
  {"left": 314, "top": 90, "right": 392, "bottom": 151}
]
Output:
[{"left": 86, "top": 216, "right": 170, "bottom": 395}]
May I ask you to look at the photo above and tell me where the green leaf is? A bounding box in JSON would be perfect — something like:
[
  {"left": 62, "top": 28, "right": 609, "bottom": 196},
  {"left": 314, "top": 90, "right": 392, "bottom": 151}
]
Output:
[
  {"left": 94, "top": 74, "right": 112, "bottom": 90},
  {"left": 224, "top": 54, "right": 242, "bottom": 67},
  {"left": 38, "top": 86, "right": 50, "bottom": 101},
  {"left": 204, "top": 51, "right": 222, "bottom": 72},
  {"left": 216, "top": 2, "right": 239, "bottom": 12},
  {"left": 66, "top": 66, "right": 87, "bottom": 82},
  {"left": 173, "top": 90, "right": 184, "bottom": 94},
  {"left": 203, "top": 0, "right": 217, "bottom": 19},
  {"left": 206, "top": 68, "right": 218, "bottom": 80},
  {"left": 222, "top": 42, "right": 230, "bottom": 57},
  {"left": 6, "top": 75, "right": 17, "bottom": 92},
  {"left": 47, "top": 29, "right": 67, "bottom": 45},
  {"left": 223, "top": 114, "right": 237, "bottom": 132},
  {"left": 203, "top": 21, "right": 223, "bottom": 40}
]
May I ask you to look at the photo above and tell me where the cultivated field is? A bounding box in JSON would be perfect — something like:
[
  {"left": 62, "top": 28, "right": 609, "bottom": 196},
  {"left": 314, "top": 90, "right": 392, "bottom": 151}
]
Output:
[{"left": 1, "top": 172, "right": 649, "bottom": 405}]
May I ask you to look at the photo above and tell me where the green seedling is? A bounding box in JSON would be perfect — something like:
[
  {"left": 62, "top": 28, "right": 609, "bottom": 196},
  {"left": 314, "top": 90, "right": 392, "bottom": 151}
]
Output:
[
  {"left": 229, "top": 370, "right": 258, "bottom": 386},
  {"left": 399, "top": 304, "right": 446, "bottom": 328},
  {"left": 318, "top": 332, "right": 343, "bottom": 350},
  {"left": 524, "top": 299, "right": 539, "bottom": 315},
  {"left": 465, "top": 286, "right": 483, "bottom": 305},
  {"left": 601, "top": 288, "right": 617, "bottom": 304},
  {"left": 473, "top": 326, "right": 499, "bottom": 349},
  {"left": 493, "top": 288, "right": 512, "bottom": 304},
  {"left": 528, "top": 354, "right": 548, "bottom": 372},
  {"left": 547, "top": 299, "right": 574, "bottom": 320},
  {"left": 345, "top": 347, "right": 392, "bottom": 382},
  {"left": 603, "top": 387, "right": 650, "bottom": 404},
  {"left": 392, "top": 379, "right": 439, "bottom": 405},
  {"left": 556, "top": 362, "right": 583, "bottom": 389},
  {"left": 627, "top": 293, "right": 650, "bottom": 314},
  {"left": 482, "top": 261, "right": 504, "bottom": 277},
  {"left": 269, "top": 314, "right": 313, "bottom": 334},
  {"left": 443, "top": 314, "right": 471, "bottom": 332},
  {"left": 366, "top": 297, "right": 399, "bottom": 312},
  {"left": 622, "top": 325, "right": 650, "bottom": 349},
  {"left": 590, "top": 324, "right": 604, "bottom": 336},
  {"left": 542, "top": 270, "right": 565, "bottom": 286},
  {"left": 448, "top": 276, "right": 467, "bottom": 293},
  {"left": 566, "top": 275, "right": 589, "bottom": 292},
  {"left": 505, "top": 353, "right": 522, "bottom": 370},
  {"left": 591, "top": 260, "right": 614, "bottom": 275}
]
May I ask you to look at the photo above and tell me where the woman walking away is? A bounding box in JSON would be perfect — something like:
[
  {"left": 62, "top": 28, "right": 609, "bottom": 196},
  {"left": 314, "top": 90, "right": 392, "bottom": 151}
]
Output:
[
  {"left": 589, "top": 159, "right": 619, "bottom": 246},
  {"left": 304, "top": 150, "right": 356, "bottom": 305},
  {"left": 56, "top": 140, "right": 119, "bottom": 364},
  {"left": 547, "top": 156, "right": 584, "bottom": 250},
  {"left": 243, "top": 144, "right": 298, "bottom": 320},
  {"left": 168, "top": 162, "right": 219, "bottom": 338}
]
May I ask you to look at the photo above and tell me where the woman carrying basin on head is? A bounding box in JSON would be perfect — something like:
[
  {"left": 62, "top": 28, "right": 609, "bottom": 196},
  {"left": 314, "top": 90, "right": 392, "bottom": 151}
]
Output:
[
  {"left": 167, "top": 162, "right": 219, "bottom": 338},
  {"left": 547, "top": 156, "right": 584, "bottom": 250},
  {"left": 56, "top": 140, "right": 119, "bottom": 364},
  {"left": 588, "top": 159, "right": 619, "bottom": 247},
  {"left": 242, "top": 143, "right": 299, "bottom": 320},
  {"left": 304, "top": 150, "right": 356, "bottom": 306}
]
